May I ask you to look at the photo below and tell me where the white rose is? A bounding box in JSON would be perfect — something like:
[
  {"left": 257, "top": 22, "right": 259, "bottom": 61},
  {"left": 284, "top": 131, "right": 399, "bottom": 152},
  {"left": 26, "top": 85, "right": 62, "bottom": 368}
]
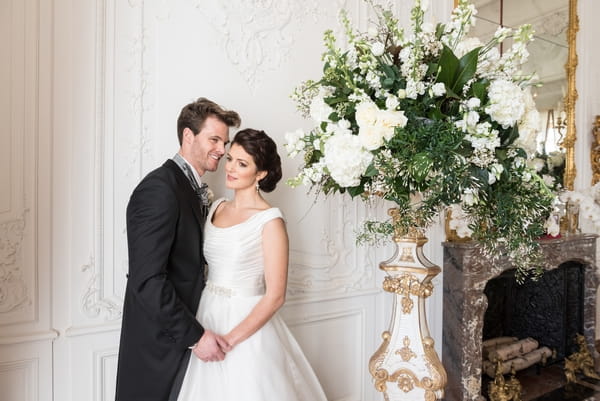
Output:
[
  {"left": 378, "top": 109, "right": 408, "bottom": 131},
  {"left": 385, "top": 95, "right": 400, "bottom": 110},
  {"left": 358, "top": 125, "right": 387, "bottom": 150},
  {"left": 355, "top": 100, "right": 379, "bottom": 127},
  {"left": 371, "top": 42, "right": 385, "bottom": 57}
]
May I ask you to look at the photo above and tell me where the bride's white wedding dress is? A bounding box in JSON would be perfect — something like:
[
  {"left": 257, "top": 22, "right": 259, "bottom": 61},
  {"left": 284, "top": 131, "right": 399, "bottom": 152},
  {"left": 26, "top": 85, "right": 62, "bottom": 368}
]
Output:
[{"left": 177, "top": 198, "right": 328, "bottom": 401}]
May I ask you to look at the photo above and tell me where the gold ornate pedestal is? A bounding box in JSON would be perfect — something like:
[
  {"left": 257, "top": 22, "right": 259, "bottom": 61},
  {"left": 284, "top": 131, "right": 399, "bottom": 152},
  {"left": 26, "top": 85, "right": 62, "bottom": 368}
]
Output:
[{"left": 369, "top": 213, "right": 447, "bottom": 401}]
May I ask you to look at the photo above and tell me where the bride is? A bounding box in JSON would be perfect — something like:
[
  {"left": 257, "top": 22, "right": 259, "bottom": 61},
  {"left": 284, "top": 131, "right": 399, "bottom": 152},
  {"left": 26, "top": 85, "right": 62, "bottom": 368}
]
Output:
[{"left": 176, "top": 129, "right": 328, "bottom": 401}]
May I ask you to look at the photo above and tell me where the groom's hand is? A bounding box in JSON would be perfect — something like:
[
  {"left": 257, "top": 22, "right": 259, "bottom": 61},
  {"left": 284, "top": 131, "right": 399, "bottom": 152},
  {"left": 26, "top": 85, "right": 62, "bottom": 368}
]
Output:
[{"left": 192, "top": 330, "right": 227, "bottom": 362}]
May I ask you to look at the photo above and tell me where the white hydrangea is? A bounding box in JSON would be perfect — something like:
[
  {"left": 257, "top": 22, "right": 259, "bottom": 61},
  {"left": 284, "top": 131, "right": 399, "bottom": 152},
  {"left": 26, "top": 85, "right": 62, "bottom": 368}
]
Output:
[
  {"left": 516, "top": 88, "right": 541, "bottom": 154},
  {"left": 323, "top": 134, "right": 373, "bottom": 187},
  {"left": 485, "top": 79, "right": 525, "bottom": 128}
]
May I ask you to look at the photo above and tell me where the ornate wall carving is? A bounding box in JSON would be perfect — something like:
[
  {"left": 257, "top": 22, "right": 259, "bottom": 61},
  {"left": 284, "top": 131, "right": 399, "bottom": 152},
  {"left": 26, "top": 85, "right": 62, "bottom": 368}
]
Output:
[{"left": 0, "top": 217, "right": 29, "bottom": 313}]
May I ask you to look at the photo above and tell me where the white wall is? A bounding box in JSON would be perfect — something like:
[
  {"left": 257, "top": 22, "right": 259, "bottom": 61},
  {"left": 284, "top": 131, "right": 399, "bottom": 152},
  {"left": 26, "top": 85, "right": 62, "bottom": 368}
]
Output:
[{"left": 2, "top": 1, "right": 598, "bottom": 401}]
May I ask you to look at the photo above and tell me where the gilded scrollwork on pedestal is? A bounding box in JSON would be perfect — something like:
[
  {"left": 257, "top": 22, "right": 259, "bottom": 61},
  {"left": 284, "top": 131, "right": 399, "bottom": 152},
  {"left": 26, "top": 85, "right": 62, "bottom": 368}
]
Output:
[
  {"left": 383, "top": 274, "right": 434, "bottom": 315},
  {"left": 396, "top": 336, "right": 417, "bottom": 362}
]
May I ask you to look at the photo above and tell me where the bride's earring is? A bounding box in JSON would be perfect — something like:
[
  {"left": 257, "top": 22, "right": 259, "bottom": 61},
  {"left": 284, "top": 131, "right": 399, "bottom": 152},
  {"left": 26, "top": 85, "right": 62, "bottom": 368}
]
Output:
[{"left": 256, "top": 182, "right": 260, "bottom": 192}]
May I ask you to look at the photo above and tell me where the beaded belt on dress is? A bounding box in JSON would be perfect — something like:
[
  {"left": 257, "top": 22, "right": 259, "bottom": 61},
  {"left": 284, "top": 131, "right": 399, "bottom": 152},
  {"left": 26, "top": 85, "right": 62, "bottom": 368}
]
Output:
[{"left": 205, "top": 280, "right": 265, "bottom": 297}]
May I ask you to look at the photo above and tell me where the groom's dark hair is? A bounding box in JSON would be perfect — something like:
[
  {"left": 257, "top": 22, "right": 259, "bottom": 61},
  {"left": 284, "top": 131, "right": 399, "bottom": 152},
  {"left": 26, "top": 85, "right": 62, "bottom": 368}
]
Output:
[
  {"left": 177, "top": 97, "right": 241, "bottom": 145},
  {"left": 232, "top": 129, "right": 282, "bottom": 193}
]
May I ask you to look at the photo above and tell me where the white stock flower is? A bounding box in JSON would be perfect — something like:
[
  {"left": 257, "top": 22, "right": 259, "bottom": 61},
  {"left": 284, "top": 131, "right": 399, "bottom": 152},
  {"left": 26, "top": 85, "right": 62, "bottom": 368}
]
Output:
[
  {"left": 454, "top": 37, "right": 483, "bottom": 58},
  {"left": 324, "top": 134, "right": 373, "bottom": 187},
  {"left": 485, "top": 79, "right": 525, "bottom": 128},
  {"left": 430, "top": 82, "right": 446, "bottom": 97},
  {"left": 309, "top": 96, "right": 333, "bottom": 123}
]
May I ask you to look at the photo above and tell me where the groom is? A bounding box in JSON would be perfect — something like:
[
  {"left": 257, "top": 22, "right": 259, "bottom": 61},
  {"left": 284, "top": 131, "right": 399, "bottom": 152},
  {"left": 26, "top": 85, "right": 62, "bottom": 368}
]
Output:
[{"left": 115, "top": 98, "right": 241, "bottom": 401}]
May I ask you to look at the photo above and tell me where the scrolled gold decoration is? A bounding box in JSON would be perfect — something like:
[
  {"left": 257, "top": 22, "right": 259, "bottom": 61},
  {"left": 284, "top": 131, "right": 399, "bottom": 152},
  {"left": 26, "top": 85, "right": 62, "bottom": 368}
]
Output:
[
  {"left": 396, "top": 336, "right": 417, "bottom": 362},
  {"left": 382, "top": 274, "right": 434, "bottom": 300},
  {"left": 592, "top": 116, "right": 600, "bottom": 184},
  {"left": 401, "top": 295, "right": 414, "bottom": 314}
]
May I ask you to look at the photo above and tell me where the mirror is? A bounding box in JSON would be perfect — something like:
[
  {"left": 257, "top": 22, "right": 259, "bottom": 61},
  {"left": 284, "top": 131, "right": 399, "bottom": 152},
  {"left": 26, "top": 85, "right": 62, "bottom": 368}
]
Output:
[{"left": 454, "top": 0, "right": 578, "bottom": 190}]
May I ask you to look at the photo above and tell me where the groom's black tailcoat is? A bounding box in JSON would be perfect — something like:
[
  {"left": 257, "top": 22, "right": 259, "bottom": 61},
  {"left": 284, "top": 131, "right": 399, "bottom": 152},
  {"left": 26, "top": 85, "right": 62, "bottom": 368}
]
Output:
[{"left": 115, "top": 160, "right": 206, "bottom": 401}]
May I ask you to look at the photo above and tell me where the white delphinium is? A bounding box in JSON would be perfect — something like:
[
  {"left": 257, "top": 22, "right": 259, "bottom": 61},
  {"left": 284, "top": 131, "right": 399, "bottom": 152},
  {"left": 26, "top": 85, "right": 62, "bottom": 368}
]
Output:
[
  {"left": 323, "top": 133, "right": 373, "bottom": 187},
  {"left": 485, "top": 79, "right": 525, "bottom": 128},
  {"left": 442, "top": 0, "right": 477, "bottom": 49},
  {"left": 309, "top": 86, "right": 335, "bottom": 123},
  {"left": 284, "top": 129, "right": 306, "bottom": 157}
]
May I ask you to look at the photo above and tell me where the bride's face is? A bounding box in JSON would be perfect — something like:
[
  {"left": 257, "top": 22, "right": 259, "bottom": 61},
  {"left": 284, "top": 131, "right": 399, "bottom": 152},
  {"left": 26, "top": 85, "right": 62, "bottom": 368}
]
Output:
[{"left": 224, "top": 143, "right": 266, "bottom": 190}]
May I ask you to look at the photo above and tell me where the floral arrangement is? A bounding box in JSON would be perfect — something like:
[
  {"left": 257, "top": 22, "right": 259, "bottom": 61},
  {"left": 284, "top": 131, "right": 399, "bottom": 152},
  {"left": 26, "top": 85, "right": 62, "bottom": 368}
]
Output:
[
  {"left": 527, "top": 150, "right": 565, "bottom": 192},
  {"left": 284, "top": 0, "right": 556, "bottom": 279}
]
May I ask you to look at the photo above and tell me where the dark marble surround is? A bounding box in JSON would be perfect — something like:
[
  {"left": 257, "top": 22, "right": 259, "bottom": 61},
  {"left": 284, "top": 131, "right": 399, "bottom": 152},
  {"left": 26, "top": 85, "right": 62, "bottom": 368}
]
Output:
[{"left": 442, "top": 235, "right": 599, "bottom": 401}]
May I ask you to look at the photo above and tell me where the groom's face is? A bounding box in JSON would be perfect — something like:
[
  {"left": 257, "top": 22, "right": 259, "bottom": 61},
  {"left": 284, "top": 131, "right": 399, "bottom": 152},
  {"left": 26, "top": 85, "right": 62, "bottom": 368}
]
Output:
[{"left": 185, "top": 115, "right": 230, "bottom": 176}]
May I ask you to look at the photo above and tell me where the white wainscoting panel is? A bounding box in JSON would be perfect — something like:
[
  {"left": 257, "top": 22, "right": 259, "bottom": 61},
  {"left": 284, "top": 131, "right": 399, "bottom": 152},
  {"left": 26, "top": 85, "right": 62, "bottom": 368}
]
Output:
[{"left": 0, "top": 341, "right": 53, "bottom": 401}]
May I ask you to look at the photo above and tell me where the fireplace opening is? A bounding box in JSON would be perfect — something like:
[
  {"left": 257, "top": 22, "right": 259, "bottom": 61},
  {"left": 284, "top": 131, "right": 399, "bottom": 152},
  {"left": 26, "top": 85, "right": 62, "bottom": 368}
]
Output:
[{"left": 481, "top": 261, "right": 586, "bottom": 400}]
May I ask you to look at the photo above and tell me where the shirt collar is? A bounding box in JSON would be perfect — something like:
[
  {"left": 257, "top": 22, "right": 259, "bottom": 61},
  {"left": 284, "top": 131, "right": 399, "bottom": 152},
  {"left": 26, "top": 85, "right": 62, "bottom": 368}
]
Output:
[{"left": 174, "top": 153, "right": 202, "bottom": 185}]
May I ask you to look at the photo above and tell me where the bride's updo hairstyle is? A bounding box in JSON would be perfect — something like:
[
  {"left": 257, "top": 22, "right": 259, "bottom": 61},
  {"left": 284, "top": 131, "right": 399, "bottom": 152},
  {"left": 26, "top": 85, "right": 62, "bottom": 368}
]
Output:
[{"left": 231, "top": 129, "right": 282, "bottom": 193}]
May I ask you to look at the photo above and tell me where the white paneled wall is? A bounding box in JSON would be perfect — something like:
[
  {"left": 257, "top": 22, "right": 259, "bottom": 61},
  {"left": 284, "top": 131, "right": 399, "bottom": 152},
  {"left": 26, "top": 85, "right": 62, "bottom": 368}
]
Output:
[{"left": 2, "top": 0, "right": 599, "bottom": 400}]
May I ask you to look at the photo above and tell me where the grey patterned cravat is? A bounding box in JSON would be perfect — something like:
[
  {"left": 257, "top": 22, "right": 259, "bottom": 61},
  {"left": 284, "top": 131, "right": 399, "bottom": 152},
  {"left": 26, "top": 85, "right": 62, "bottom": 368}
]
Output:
[{"left": 172, "top": 154, "right": 211, "bottom": 208}]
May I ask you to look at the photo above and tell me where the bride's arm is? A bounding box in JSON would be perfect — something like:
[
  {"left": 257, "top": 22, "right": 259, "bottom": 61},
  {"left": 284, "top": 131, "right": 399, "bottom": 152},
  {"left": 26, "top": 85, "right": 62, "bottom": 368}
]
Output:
[{"left": 222, "top": 217, "right": 289, "bottom": 350}]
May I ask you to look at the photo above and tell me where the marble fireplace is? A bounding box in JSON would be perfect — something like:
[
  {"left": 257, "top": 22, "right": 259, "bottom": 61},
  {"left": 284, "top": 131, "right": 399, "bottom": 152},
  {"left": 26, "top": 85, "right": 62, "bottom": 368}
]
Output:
[{"left": 442, "top": 234, "right": 599, "bottom": 401}]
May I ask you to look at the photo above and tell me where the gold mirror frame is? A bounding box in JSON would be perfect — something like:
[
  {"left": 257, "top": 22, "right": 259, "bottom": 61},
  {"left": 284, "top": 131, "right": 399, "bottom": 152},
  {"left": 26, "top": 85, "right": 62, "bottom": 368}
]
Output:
[
  {"left": 564, "top": 0, "right": 578, "bottom": 190},
  {"left": 453, "top": 0, "right": 579, "bottom": 190}
]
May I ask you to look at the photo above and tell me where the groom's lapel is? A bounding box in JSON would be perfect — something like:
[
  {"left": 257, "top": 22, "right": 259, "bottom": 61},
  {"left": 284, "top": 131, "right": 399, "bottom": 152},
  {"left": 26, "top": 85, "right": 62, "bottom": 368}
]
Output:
[{"left": 165, "top": 159, "right": 206, "bottom": 228}]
